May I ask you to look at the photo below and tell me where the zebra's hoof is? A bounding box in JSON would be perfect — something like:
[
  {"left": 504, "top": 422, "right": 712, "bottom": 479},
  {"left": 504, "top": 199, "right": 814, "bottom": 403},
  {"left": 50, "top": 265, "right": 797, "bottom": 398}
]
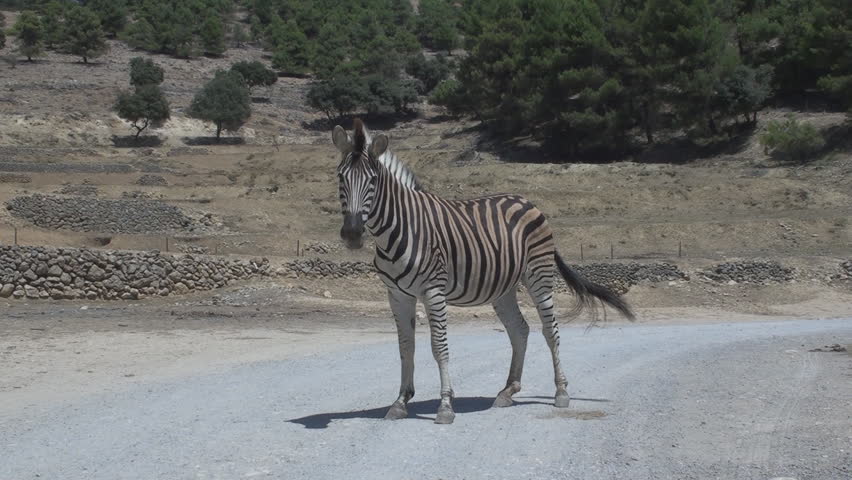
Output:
[
  {"left": 554, "top": 393, "right": 571, "bottom": 408},
  {"left": 384, "top": 402, "right": 408, "bottom": 420},
  {"left": 492, "top": 394, "right": 514, "bottom": 408},
  {"left": 435, "top": 405, "right": 455, "bottom": 424}
]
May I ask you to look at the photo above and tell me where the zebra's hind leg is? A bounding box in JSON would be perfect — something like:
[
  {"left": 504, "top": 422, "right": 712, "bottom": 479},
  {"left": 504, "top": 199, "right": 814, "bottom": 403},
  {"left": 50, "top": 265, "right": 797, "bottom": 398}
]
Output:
[
  {"left": 385, "top": 289, "right": 417, "bottom": 420},
  {"left": 425, "top": 288, "right": 455, "bottom": 424},
  {"left": 525, "top": 273, "right": 571, "bottom": 408},
  {"left": 491, "top": 290, "right": 529, "bottom": 408}
]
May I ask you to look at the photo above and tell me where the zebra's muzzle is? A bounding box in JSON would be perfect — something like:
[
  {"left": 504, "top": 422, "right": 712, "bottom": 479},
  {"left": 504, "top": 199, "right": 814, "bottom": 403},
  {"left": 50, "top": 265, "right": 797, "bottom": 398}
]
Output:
[{"left": 340, "top": 213, "right": 365, "bottom": 250}]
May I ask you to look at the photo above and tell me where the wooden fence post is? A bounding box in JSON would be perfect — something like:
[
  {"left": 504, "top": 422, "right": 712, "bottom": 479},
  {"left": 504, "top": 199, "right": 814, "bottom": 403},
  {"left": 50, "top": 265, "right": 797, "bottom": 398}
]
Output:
[
  {"left": 610, "top": 242, "right": 614, "bottom": 260},
  {"left": 14, "top": 227, "right": 18, "bottom": 246},
  {"left": 678, "top": 240, "right": 682, "bottom": 258},
  {"left": 580, "top": 244, "right": 584, "bottom": 261}
]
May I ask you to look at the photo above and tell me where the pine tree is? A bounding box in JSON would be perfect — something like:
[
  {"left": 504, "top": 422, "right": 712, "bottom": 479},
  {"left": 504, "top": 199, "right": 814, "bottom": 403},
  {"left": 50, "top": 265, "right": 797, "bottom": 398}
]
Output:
[
  {"left": 12, "top": 11, "right": 44, "bottom": 62},
  {"left": 63, "top": 5, "right": 109, "bottom": 63},
  {"left": 123, "top": 18, "right": 158, "bottom": 52},
  {"left": 199, "top": 15, "right": 226, "bottom": 56},
  {"left": 269, "top": 18, "right": 311, "bottom": 75},
  {"left": 417, "top": 0, "right": 459, "bottom": 54},
  {"left": 41, "top": 0, "right": 67, "bottom": 49},
  {"left": 87, "top": 0, "right": 127, "bottom": 38}
]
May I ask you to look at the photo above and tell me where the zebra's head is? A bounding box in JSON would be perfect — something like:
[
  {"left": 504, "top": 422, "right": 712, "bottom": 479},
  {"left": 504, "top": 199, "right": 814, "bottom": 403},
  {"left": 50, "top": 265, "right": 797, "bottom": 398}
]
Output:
[{"left": 332, "top": 119, "right": 389, "bottom": 250}]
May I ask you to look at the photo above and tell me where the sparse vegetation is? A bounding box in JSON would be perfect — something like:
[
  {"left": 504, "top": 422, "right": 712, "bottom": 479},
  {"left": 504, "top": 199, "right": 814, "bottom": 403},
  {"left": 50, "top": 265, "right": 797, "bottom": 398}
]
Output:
[
  {"left": 759, "top": 116, "right": 826, "bottom": 162},
  {"left": 188, "top": 70, "right": 251, "bottom": 140}
]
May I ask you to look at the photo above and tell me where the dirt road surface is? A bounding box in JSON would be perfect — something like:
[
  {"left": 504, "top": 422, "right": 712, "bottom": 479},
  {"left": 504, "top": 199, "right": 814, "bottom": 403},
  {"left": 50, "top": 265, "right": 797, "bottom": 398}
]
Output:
[{"left": 1, "top": 315, "right": 850, "bottom": 480}]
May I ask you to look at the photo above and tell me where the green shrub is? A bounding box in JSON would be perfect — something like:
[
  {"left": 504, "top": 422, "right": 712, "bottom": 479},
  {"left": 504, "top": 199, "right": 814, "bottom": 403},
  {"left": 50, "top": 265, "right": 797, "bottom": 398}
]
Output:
[
  {"left": 129, "top": 57, "right": 164, "bottom": 87},
  {"left": 406, "top": 53, "right": 452, "bottom": 95},
  {"left": 428, "top": 78, "right": 463, "bottom": 113},
  {"left": 759, "top": 116, "right": 825, "bottom": 162},
  {"left": 188, "top": 70, "right": 251, "bottom": 140},
  {"left": 11, "top": 10, "right": 44, "bottom": 61},
  {"left": 62, "top": 5, "right": 109, "bottom": 63},
  {"left": 114, "top": 84, "right": 170, "bottom": 139},
  {"left": 230, "top": 60, "right": 277, "bottom": 93}
]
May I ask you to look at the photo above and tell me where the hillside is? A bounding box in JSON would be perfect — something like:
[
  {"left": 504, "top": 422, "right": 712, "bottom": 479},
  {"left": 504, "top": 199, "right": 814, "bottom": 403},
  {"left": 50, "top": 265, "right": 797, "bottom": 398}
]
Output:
[{"left": 0, "top": 27, "right": 850, "bottom": 317}]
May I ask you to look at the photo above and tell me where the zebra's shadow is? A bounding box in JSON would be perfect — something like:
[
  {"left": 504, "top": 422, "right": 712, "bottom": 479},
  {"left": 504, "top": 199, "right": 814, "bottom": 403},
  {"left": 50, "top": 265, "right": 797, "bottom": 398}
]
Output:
[{"left": 287, "top": 396, "right": 552, "bottom": 429}]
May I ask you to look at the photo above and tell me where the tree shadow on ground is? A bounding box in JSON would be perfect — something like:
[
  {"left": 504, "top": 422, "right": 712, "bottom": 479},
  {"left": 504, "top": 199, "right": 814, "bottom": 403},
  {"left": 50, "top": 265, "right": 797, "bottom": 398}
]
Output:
[
  {"left": 111, "top": 135, "right": 163, "bottom": 148},
  {"left": 474, "top": 121, "right": 759, "bottom": 165},
  {"left": 181, "top": 136, "right": 245, "bottom": 146},
  {"left": 301, "top": 112, "right": 418, "bottom": 133},
  {"left": 288, "top": 395, "right": 561, "bottom": 429}
]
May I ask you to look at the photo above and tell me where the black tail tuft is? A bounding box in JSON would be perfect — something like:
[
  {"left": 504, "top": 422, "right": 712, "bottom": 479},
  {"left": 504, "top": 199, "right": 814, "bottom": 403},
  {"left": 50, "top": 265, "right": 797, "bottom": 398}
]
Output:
[{"left": 555, "top": 252, "right": 635, "bottom": 322}]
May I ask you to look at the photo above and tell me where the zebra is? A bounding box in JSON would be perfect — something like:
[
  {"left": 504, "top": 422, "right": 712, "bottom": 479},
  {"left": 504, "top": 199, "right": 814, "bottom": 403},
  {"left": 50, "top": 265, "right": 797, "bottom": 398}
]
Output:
[{"left": 333, "top": 119, "right": 634, "bottom": 424}]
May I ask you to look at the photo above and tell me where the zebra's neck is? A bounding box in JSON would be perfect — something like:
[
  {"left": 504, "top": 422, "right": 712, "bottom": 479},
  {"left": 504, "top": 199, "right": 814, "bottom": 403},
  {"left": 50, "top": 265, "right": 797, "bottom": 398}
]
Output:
[{"left": 366, "top": 151, "right": 424, "bottom": 256}]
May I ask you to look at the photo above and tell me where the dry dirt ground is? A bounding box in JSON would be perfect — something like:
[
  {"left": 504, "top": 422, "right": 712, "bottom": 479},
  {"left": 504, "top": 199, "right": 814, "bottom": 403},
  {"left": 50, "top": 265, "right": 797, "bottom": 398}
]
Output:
[{"left": 0, "top": 19, "right": 850, "bottom": 479}]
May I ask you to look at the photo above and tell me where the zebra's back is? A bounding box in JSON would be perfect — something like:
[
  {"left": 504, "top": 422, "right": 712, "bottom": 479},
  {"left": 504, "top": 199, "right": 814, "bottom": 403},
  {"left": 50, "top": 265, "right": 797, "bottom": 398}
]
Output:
[{"left": 423, "top": 192, "right": 555, "bottom": 306}]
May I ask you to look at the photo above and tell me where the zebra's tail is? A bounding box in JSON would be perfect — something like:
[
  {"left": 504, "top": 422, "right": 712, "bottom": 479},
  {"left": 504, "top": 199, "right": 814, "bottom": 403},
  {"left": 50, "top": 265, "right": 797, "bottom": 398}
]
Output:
[{"left": 554, "top": 251, "right": 635, "bottom": 322}]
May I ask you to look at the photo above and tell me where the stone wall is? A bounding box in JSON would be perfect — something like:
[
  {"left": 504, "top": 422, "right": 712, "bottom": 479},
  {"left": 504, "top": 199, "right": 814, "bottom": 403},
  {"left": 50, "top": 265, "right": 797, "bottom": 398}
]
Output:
[
  {"left": 701, "top": 260, "right": 796, "bottom": 284},
  {"left": 0, "top": 246, "right": 270, "bottom": 301},
  {"left": 6, "top": 194, "right": 194, "bottom": 234}
]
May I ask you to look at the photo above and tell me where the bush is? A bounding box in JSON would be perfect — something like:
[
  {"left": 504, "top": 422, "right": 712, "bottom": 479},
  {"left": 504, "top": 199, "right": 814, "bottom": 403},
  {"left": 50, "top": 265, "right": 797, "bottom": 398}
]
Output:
[
  {"left": 230, "top": 60, "right": 277, "bottom": 93},
  {"left": 188, "top": 70, "right": 251, "bottom": 140},
  {"left": 759, "top": 116, "right": 825, "bottom": 162},
  {"left": 199, "top": 15, "right": 226, "bottom": 56},
  {"left": 129, "top": 57, "right": 164, "bottom": 86},
  {"left": 428, "top": 78, "right": 463, "bottom": 112},
  {"left": 406, "top": 53, "right": 452, "bottom": 95}
]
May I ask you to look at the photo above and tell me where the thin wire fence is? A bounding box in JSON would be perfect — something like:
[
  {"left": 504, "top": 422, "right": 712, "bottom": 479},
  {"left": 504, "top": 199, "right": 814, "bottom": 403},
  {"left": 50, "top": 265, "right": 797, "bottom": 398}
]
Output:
[{"left": 1, "top": 223, "right": 820, "bottom": 264}]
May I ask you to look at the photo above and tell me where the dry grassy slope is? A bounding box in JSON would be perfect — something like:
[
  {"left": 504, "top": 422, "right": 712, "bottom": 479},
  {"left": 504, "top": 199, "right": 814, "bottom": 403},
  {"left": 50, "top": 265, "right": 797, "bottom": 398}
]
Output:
[{"left": 0, "top": 29, "right": 849, "bottom": 267}]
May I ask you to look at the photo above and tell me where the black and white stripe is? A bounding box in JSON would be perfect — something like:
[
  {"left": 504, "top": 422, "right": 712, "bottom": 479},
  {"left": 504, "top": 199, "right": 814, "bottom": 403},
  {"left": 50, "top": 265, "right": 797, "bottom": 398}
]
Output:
[{"left": 333, "top": 120, "right": 634, "bottom": 424}]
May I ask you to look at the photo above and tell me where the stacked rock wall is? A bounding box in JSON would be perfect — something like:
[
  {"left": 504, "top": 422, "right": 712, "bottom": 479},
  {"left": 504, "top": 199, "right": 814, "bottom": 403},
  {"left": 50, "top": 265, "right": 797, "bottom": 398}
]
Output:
[
  {"left": 6, "top": 194, "right": 193, "bottom": 233},
  {"left": 0, "top": 246, "right": 270, "bottom": 300}
]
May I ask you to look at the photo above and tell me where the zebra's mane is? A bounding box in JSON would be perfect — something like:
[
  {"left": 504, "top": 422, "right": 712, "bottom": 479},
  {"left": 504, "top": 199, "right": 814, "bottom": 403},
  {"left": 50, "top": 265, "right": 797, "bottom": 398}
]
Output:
[
  {"left": 354, "top": 120, "right": 422, "bottom": 191},
  {"left": 377, "top": 149, "right": 423, "bottom": 191}
]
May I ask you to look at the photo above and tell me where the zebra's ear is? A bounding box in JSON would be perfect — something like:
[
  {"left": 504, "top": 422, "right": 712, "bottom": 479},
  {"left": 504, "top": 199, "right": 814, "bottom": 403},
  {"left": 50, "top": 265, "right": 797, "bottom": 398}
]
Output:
[
  {"left": 370, "top": 134, "right": 389, "bottom": 159},
  {"left": 332, "top": 125, "right": 352, "bottom": 154}
]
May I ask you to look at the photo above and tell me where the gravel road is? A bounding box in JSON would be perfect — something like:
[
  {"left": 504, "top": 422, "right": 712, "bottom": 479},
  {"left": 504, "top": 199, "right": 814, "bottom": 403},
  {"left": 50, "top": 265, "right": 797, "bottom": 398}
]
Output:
[{"left": 1, "top": 318, "right": 850, "bottom": 480}]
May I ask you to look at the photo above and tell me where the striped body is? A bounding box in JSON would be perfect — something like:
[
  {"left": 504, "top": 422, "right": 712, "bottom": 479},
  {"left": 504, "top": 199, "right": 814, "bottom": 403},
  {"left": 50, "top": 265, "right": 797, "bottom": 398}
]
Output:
[{"left": 369, "top": 187, "right": 554, "bottom": 307}]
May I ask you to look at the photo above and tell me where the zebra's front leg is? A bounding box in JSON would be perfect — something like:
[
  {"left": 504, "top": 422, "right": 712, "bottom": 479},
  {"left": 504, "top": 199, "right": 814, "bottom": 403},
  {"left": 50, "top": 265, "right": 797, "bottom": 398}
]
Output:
[
  {"left": 385, "top": 289, "right": 417, "bottom": 420},
  {"left": 425, "top": 289, "right": 455, "bottom": 424}
]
